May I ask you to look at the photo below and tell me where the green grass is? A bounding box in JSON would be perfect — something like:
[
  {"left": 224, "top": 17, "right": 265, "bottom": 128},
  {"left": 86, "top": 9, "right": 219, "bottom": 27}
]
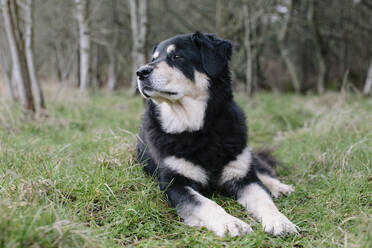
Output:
[{"left": 0, "top": 89, "right": 371, "bottom": 247}]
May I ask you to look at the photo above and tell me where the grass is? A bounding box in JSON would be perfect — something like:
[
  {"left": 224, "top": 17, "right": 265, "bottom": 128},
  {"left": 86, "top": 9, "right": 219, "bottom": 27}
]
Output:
[{"left": 0, "top": 88, "right": 371, "bottom": 247}]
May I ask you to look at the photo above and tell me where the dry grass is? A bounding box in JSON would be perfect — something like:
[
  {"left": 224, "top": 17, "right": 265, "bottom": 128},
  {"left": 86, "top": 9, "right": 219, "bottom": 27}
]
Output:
[{"left": 0, "top": 84, "right": 371, "bottom": 247}]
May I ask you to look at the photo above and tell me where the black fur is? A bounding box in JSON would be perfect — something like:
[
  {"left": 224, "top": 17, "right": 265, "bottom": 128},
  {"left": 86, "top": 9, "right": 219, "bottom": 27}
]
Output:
[{"left": 137, "top": 32, "right": 280, "bottom": 217}]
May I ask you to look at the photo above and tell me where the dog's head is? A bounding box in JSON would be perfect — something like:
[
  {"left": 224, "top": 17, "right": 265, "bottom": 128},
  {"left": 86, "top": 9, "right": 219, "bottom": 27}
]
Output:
[{"left": 136, "top": 32, "right": 232, "bottom": 102}]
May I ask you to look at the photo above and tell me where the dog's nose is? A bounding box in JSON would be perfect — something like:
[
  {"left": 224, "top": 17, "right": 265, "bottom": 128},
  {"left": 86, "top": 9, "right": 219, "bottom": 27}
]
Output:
[{"left": 136, "top": 66, "right": 153, "bottom": 79}]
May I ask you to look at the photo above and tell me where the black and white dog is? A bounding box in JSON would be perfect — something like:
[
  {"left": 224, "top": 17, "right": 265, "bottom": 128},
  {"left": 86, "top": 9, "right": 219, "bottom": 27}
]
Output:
[{"left": 136, "top": 32, "right": 297, "bottom": 236}]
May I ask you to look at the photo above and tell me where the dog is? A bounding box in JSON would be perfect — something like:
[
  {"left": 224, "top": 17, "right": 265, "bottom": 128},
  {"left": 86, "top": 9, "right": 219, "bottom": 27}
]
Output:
[{"left": 136, "top": 32, "right": 297, "bottom": 236}]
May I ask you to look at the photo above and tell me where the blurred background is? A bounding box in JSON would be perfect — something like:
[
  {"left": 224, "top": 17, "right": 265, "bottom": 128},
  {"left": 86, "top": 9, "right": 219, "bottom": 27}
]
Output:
[{"left": 1, "top": 0, "right": 372, "bottom": 114}]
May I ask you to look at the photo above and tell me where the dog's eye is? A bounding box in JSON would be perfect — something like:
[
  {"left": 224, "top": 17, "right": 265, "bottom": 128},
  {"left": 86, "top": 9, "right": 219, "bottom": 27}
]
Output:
[{"left": 172, "top": 54, "right": 182, "bottom": 61}]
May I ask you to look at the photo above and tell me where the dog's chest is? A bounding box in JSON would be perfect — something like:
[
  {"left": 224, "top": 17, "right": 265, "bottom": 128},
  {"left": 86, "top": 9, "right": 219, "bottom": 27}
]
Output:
[{"left": 153, "top": 129, "right": 245, "bottom": 172}]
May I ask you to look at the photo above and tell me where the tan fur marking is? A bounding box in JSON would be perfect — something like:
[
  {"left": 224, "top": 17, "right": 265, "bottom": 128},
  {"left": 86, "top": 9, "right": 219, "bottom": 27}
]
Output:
[
  {"left": 163, "top": 157, "right": 208, "bottom": 185},
  {"left": 152, "top": 51, "right": 159, "bottom": 60},
  {"left": 167, "top": 44, "right": 176, "bottom": 54},
  {"left": 220, "top": 147, "right": 252, "bottom": 184}
]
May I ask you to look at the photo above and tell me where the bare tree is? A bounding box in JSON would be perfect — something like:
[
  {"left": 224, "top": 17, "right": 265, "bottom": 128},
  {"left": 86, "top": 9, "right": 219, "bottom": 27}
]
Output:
[
  {"left": 129, "top": 0, "right": 147, "bottom": 95},
  {"left": 107, "top": 0, "right": 119, "bottom": 90},
  {"left": 0, "top": 48, "right": 16, "bottom": 102},
  {"left": 1, "top": 0, "right": 370, "bottom": 96},
  {"left": 0, "top": 26, "right": 16, "bottom": 102},
  {"left": 243, "top": 1, "right": 253, "bottom": 95},
  {"left": 75, "top": 0, "right": 91, "bottom": 92},
  {"left": 307, "top": 0, "right": 326, "bottom": 94},
  {"left": 363, "top": 59, "right": 372, "bottom": 95},
  {"left": 25, "top": 0, "right": 46, "bottom": 111},
  {"left": 278, "top": 0, "right": 301, "bottom": 93},
  {"left": 2, "top": 0, "right": 35, "bottom": 112}
]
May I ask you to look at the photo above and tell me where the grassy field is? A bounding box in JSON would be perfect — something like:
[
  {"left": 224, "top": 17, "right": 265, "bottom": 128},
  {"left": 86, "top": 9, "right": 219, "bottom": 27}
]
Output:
[{"left": 0, "top": 89, "right": 371, "bottom": 247}]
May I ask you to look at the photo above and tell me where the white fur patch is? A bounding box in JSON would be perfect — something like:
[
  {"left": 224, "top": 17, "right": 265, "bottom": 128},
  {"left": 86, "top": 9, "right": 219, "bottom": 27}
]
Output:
[
  {"left": 238, "top": 183, "right": 297, "bottom": 235},
  {"left": 167, "top": 44, "right": 176, "bottom": 54},
  {"left": 178, "top": 187, "right": 252, "bottom": 237},
  {"left": 137, "top": 77, "right": 145, "bottom": 98},
  {"left": 220, "top": 147, "right": 252, "bottom": 184},
  {"left": 157, "top": 95, "right": 208, "bottom": 133},
  {"left": 163, "top": 156, "right": 208, "bottom": 185},
  {"left": 257, "top": 173, "right": 294, "bottom": 198},
  {"left": 152, "top": 51, "right": 159, "bottom": 60}
]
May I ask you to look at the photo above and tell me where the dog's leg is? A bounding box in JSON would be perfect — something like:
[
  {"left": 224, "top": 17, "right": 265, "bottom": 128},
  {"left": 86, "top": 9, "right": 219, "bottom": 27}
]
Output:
[
  {"left": 237, "top": 183, "right": 297, "bottom": 235},
  {"left": 220, "top": 148, "right": 297, "bottom": 235},
  {"left": 159, "top": 168, "right": 252, "bottom": 237},
  {"left": 252, "top": 150, "right": 294, "bottom": 198}
]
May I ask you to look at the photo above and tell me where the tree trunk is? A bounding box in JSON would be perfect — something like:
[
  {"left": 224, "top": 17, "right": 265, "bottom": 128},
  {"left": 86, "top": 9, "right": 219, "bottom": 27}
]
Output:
[
  {"left": 2, "top": 0, "right": 35, "bottom": 113},
  {"left": 75, "top": 0, "right": 91, "bottom": 92},
  {"left": 363, "top": 59, "right": 372, "bottom": 95},
  {"left": 107, "top": 0, "right": 118, "bottom": 90},
  {"left": 129, "top": 0, "right": 138, "bottom": 95},
  {"left": 278, "top": 0, "right": 301, "bottom": 93},
  {"left": 107, "top": 46, "right": 117, "bottom": 90},
  {"left": 243, "top": 2, "right": 253, "bottom": 95},
  {"left": 91, "top": 43, "right": 99, "bottom": 88},
  {"left": 315, "top": 47, "right": 326, "bottom": 94},
  {"left": 0, "top": 49, "right": 16, "bottom": 102},
  {"left": 137, "top": 0, "right": 147, "bottom": 69},
  {"left": 307, "top": 0, "right": 326, "bottom": 94},
  {"left": 25, "top": 0, "right": 46, "bottom": 111},
  {"left": 75, "top": 44, "right": 80, "bottom": 88},
  {"left": 130, "top": 0, "right": 147, "bottom": 95}
]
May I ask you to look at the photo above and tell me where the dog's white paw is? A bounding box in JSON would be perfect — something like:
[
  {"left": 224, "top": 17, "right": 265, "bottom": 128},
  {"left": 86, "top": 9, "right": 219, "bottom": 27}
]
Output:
[
  {"left": 182, "top": 187, "right": 252, "bottom": 237},
  {"left": 271, "top": 183, "right": 295, "bottom": 198},
  {"left": 260, "top": 212, "right": 297, "bottom": 235},
  {"left": 184, "top": 208, "right": 252, "bottom": 237}
]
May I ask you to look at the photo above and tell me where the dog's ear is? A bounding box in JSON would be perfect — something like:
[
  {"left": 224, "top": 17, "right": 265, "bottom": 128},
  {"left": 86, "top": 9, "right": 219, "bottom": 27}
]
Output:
[{"left": 192, "top": 31, "right": 232, "bottom": 77}]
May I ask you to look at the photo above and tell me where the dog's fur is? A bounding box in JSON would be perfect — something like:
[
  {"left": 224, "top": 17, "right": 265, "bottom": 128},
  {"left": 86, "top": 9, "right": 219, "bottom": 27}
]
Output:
[{"left": 136, "top": 32, "right": 297, "bottom": 236}]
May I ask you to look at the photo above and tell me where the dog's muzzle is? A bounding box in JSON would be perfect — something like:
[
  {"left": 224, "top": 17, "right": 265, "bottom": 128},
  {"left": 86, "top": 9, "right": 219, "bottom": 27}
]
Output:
[
  {"left": 136, "top": 65, "right": 154, "bottom": 97},
  {"left": 136, "top": 65, "right": 178, "bottom": 99}
]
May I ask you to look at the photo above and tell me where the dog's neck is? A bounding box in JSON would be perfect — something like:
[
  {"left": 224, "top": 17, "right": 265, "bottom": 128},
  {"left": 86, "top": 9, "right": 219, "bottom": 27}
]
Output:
[{"left": 153, "top": 96, "right": 208, "bottom": 134}]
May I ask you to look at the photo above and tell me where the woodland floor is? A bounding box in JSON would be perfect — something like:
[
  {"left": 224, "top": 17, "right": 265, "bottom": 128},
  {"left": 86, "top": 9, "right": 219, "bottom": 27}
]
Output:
[{"left": 0, "top": 87, "right": 371, "bottom": 247}]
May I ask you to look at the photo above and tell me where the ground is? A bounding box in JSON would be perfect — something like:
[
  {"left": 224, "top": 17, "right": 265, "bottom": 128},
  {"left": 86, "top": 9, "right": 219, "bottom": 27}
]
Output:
[{"left": 0, "top": 88, "right": 371, "bottom": 248}]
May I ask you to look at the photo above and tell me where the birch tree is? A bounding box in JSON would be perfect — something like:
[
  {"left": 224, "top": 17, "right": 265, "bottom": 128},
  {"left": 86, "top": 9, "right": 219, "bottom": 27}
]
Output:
[
  {"left": 129, "top": 0, "right": 147, "bottom": 95},
  {"left": 0, "top": 47, "right": 16, "bottom": 102},
  {"left": 107, "top": 0, "right": 119, "bottom": 90},
  {"left": 2, "top": 0, "right": 35, "bottom": 112},
  {"left": 75, "top": 0, "right": 91, "bottom": 92},
  {"left": 25, "top": 0, "right": 46, "bottom": 111},
  {"left": 0, "top": 26, "right": 16, "bottom": 102}
]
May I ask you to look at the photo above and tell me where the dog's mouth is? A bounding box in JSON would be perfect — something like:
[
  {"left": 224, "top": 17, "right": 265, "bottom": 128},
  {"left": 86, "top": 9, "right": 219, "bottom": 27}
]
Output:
[{"left": 142, "top": 86, "right": 178, "bottom": 98}]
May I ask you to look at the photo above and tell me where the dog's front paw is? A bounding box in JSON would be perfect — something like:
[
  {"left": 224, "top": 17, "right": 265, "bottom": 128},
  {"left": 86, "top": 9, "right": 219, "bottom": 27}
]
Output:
[
  {"left": 184, "top": 208, "right": 252, "bottom": 237},
  {"left": 260, "top": 212, "right": 297, "bottom": 235}
]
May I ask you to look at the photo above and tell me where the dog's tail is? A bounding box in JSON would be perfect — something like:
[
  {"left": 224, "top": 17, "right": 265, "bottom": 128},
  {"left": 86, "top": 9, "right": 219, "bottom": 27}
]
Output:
[{"left": 251, "top": 149, "right": 280, "bottom": 177}]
